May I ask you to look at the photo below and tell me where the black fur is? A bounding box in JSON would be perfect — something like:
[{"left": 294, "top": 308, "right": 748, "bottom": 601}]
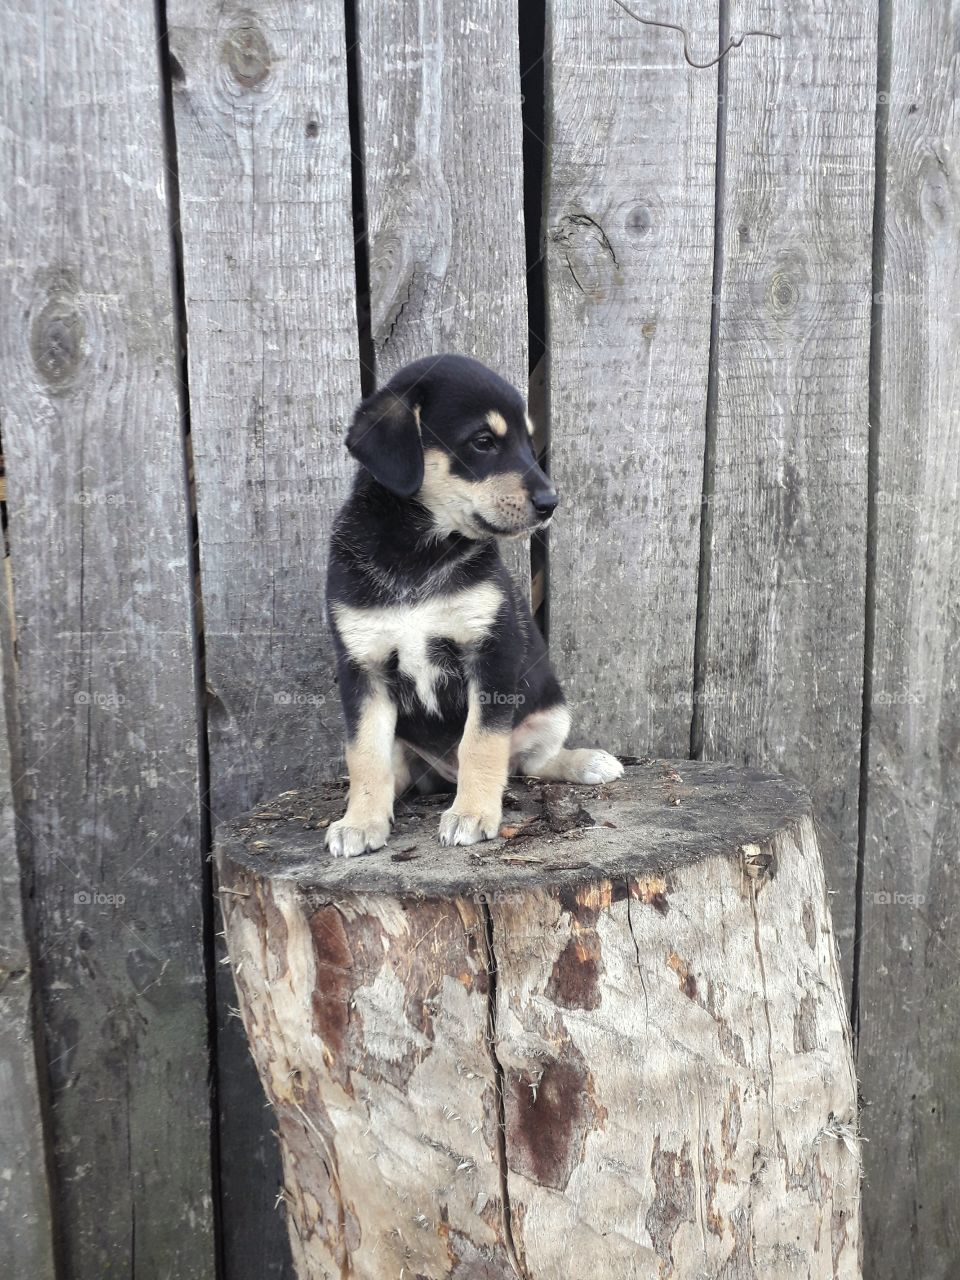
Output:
[{"left": 326, "top": 354, "right": 564, "bottom": 767}]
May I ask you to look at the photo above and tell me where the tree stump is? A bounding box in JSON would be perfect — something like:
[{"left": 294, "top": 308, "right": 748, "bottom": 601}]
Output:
[{"left": 216, "top": 761, "right": 861, "bottom": 1279}]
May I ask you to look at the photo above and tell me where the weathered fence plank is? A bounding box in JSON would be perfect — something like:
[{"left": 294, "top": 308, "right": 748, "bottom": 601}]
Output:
[
  {"left": 0, "top": 576, "right": 55, "bottom": 1278},
  {"left": 544, "top": 0, "right": 717, "bottom": 754},
  {"left": 857, "top": 5, "right": 960, "bottom": 1275},
  {"left": 168, "top": 1, "right": 361, "bottom": 1274},
  {"left": 357, "top": 0, "right": 530, "bottom": 592},
  {"left": 702, "top": 0, "right": 876, "bottom": 986},
  {"left": 0, "top": 2, "right": 214, "bottom": 1275}
]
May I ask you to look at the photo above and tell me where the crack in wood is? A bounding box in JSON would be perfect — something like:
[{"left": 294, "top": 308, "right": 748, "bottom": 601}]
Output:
[
  {"left": 381, "top": 268, "right": 418, "bottom": 351},
  {"left": 749, "top": 879, "right": 778, "bottom": 1127},
  {"left": 623, "top": 877, "right": 650, "bottom": 1027},
  {"left": 477, "top": 896, "right": 529, "bottom": 1280}
]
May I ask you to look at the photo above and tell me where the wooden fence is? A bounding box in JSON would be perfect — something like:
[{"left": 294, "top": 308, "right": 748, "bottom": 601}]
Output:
[{"left": 0, "top": 1, "right": 956, "bottom": 1277}]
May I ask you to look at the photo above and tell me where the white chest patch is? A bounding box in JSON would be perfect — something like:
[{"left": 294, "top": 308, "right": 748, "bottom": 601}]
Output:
[{"left": 332, "top": 583, "right": 503, "bottom": 715}]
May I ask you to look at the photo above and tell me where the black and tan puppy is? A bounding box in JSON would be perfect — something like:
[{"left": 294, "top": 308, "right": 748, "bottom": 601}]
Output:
[{"left": 325, "top": 354, "right": 623, "bottom": 856}]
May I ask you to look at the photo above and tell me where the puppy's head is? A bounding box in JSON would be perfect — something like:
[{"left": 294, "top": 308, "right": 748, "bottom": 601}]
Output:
[{"left": 345, "top": 354, "right": 558, "bottom": 539}]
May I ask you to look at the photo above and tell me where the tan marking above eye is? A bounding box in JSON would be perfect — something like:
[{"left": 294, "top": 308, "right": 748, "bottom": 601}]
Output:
[
  {"left": 524, "top": 412, "right": 535, "bottom": 436},
  {"left": 485, "top": 410, "right": 508, "bottom": 438}
]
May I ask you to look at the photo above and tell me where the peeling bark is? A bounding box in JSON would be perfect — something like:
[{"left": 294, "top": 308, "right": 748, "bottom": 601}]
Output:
[{"left": 218, "top": 762, "right": 861, "bottom": 1278}]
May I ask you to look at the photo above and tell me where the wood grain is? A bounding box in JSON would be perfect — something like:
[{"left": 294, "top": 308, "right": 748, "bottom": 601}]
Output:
[
  {"left": 218, "top": 762, "right": 860, "bottom": 1278},
  {"left": 357, "top": 0, "right": 531, "bottom": 592},
  {"left": 856, "top": 5, "right": 960, "bottom": 1275},
  {"left": 167, "top": 1, "right": 361, "bottom": 1273},
  {"left": 703, "top": 0, "right": 877, "bottom": 988},
  {"left": 491, "top": 819, "right": 859, "bottom": 1277},
  {"left": 0, "top": 1, "right": 214, "bottom": 1274},
  {"left": 544, "top": 0, "right": 717, "bottom": 755},
  {"left": 0, "top": 558, "right": 55, "bottom": 1277}
]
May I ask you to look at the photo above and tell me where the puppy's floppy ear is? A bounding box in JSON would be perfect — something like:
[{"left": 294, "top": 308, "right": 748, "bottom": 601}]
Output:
[{"left": 345, "top": 385, "right": 424, "bottom": 497}]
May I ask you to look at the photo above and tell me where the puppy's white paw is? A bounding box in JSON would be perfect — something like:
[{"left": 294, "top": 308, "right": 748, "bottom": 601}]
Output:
[
  {"left": 576, "top": 750, "right": 624, "bottom": 785},
  {"left": 439, "top": 808, "right": 501, "bottom": 847},
  {"left": 325, "top": 815, "right": 390, "bottom": 858}
]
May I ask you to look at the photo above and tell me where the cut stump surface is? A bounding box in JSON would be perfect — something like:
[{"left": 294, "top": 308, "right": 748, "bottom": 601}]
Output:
[{"left": 217, "top": 760, "right": 861, "bottom": 1279}]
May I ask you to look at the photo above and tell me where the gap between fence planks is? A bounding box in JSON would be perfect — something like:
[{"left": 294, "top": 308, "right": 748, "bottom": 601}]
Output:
[
  {"left": 0, "top": 1, "right": 215, "bottom": 1274},
  {"left": 856, "top": 5, "right": 960, "bottom": 1276},
  {"left": 544, "top": 0, "right": 717, "bottom": 756}
]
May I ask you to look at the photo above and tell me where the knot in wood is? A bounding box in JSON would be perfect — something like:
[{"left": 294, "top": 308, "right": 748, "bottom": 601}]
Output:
[
  {"left": 551, "top": 211, "right": 622, "bottom": 298},
  {"left": 768, "top": 269, "right": 800, "bottom": 317},
  {"left": 31, "top": 289, "right": 85, "bottom": 390},
  {"left": 221, "top": 24, "right": 272, "bottom": 88},
  {"left": 625, "top": 202, "right": 654, "bottom": 237}
]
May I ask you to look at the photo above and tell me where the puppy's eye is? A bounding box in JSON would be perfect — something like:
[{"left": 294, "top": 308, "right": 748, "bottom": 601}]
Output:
[{"left": 470, "top": 432, "right": 498, "bottom": 453}]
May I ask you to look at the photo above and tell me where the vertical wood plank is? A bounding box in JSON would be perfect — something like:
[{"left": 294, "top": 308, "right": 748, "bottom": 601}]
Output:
[
  {"left": 703, "top": 0, "right": 877, "bottom": 985},
  {"left": 544, "top": 0, "right": 717, "bottom": 754},
  {"left": 0, "top": 575, "right": 55, "bottom": 1278},
  {"left": 357, "top": 0, "right": 530, "bottom": 591},
  {"left": 857, "top": 4, "right": 960, "bottom": 1274},
  {"left": 0, "top": 2, "right": 215, "bottom": 1275},
  {"left": 168, "top": 2, "right": 360, "bottom": 1275}
]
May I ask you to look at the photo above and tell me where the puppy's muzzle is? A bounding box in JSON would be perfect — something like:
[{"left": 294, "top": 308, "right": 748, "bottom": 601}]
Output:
[
  {"left": 529, "top": 484, "right": 559, "bottom": 525},
  {"left": 531, "top": 488, "right": 559, "bottom": 519}
]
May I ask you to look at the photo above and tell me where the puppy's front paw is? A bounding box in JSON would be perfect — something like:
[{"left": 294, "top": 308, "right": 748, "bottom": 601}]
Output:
[
  {"left": 438, "top": 808, "right": 501, "bottom": 847},
  {"left": 576, "top": 749, "right": 624, "bottom": 785},
  {"left": 325, "top": 815, "right": 391, "bottom": 858}
]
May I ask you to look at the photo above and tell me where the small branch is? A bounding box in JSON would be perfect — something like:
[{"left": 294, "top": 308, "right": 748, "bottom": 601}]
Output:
[{"left": 611, "top": 0, "right": 781, "bottom": 70}]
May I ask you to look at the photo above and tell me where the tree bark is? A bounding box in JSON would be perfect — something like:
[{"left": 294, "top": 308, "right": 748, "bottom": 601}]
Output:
[{"left": 217, "top": 761, "right": 861, "bottom": 1279}]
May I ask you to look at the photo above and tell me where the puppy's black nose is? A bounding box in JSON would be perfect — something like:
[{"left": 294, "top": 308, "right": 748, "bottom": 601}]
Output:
[{"left": 532, "top": 489, "right": 559, "bottom": 518}]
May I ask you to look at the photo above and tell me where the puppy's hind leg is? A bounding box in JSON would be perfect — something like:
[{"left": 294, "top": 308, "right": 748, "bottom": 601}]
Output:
[
  {"left": 535, "top": 747, "right": 624, "bottom": 783},
  {"left": 510, "top": 704, "right": 624, "bottom": 784}
]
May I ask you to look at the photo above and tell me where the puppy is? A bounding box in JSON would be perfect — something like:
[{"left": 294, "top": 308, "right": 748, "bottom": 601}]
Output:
[{"left": 325, "top": 353, "right": 623, "bottom": 856}]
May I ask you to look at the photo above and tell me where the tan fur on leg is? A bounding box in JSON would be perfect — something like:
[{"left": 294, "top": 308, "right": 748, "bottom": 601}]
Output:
[
  {"left": 439, "top": 688, "right": 510, "bottom": 846},
  {"left": 326, "top": 686, "right": 397, "bottom": 857}
]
